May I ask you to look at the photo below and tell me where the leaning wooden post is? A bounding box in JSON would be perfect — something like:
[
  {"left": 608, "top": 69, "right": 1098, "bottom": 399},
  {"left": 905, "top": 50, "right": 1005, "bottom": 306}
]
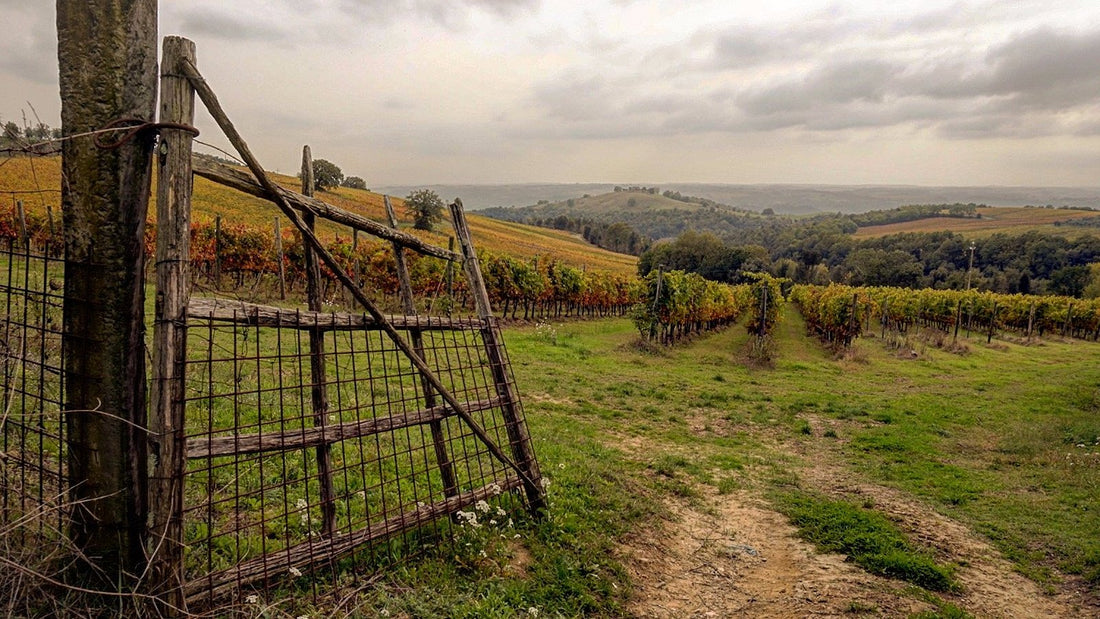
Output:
[
  {"left": 301, "top": 146, "right": 337, "bottom": 537},
  {"left": 384, "top": 196, "right": 459, "bottom": 499},
  {"left": 58, "top": 0, "right": 156, "bottom": 587},
  {"left": 148, "top": 35, "right": 196, "bottom": 611},
  {"left": 274, "top": 216, "right": 286, "bottom": 299},
  {"left": 449, "top": 199, "right": 546, "bottom": 513}
]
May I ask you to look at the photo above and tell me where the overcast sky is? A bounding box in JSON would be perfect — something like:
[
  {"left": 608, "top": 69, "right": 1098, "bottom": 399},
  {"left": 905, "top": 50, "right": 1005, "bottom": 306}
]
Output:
[{"left": 2, "top": 1, "right": 1100, "bottom": 186}]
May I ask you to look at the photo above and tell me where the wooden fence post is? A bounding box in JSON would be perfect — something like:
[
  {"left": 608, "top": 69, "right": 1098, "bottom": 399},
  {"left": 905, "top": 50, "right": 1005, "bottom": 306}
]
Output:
[
  {"left": 148, "top": 35, "right": 196, "bottom": 611},
  {"left": 384, "top": 196, "right": 459, "bottom": 499},
  {"left": 449, "top": 199, "right": 546, "bottom": 513},
  {"left": 58, "top": 0, "right": 157, "bottom": 587},
  {"left": 300, "top": 146, "right": 337, "bottom": 537}
]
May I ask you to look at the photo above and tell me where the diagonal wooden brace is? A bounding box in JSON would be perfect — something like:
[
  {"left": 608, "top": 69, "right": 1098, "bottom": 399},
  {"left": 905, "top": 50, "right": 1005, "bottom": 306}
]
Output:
[{"left": 177, "top": 58, "right": 541, "bottom": 498}]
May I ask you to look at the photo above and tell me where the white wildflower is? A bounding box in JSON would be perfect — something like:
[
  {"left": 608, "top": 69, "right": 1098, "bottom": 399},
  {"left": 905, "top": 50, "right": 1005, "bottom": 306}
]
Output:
[
  {"left": 489, "top": 483, "right": 502, "bottom": 495},
  {"left": 475, "top": 500, "right": 491, "bottom": 513},
  {"left": 540, "top": 477, "right": 551, "bottom": 489},
  {"left": 245, "top": 594, "right": 259, "bottom": 604},
  {"left": 289, "top": 566, "right": 303, "bottom": 577},
  {"left": 528, "top": 608, "right": 540, "bottom": 617},
  {"left": 558, "top": 463, "right": 565, "bottom": 469},
  {"left": 295, "top": 498, "right": 308, "bottom": 510},
  {"left": 490, "top": 519, "right": 498, "bottom": 526},
  {"left": 356, "top": 490, "right": 366, "bottom": 499},
  {"left": 496, "top": 507, "right": 506, "bottom": 517}
]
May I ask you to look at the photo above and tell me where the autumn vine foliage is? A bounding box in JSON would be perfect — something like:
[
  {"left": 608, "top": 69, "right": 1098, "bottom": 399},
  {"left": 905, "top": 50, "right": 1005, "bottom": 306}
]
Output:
[
  {"left": 0, "top": 202, "right": 646, "bottom": 319},
  {"left": 744, "top": 272, "right": 786, "bottom": 338},
  {"left": 631, "top": 269, "right": 751, "bottom": 344},
  {"left": 791, "top": 283, "right": 1100, "bottom": 348}
]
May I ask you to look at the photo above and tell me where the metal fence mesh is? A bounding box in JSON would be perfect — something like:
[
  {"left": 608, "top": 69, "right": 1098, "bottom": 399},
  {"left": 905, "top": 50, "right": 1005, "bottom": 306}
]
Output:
[
  {"left": 0, "top": 239, "right": 67, "bottom": 564},
  {"left": 180, "top": 305, "right": 529, "bottom": 604}
]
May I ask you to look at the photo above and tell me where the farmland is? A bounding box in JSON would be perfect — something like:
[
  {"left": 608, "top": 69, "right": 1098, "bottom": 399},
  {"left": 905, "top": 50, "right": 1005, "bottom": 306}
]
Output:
[
  {"left": 289, "top": 310, "right": 1099, "bottom": 616},
  {"left": 853, "top": 206, "right": 1100, "bottom": 239}
]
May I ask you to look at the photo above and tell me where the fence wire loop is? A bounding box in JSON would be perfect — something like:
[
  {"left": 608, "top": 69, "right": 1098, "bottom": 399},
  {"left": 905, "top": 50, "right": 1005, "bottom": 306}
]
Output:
[{"left": 93, "top": 117, "right": 200, "bottom": 150}]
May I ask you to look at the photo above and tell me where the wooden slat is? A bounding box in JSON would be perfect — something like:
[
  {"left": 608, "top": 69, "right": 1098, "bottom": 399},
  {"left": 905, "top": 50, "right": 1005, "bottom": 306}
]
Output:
[
  {"left": 183, "top": 476, "right": 524, "bottom": 604},
  {"left": 187, "top": 297, "right": 485, "bottom": 331},
  {"left": 185, "top": 397, "right": 503, "bottom": 459},
  {"left": 191, "top": 156, "right": 461, "bottom": 262}
]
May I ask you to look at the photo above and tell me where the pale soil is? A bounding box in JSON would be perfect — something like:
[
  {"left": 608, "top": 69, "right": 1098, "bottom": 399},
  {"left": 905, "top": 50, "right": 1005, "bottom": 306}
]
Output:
[{"left": 614, "top": 433, "right": 1098, "bottom": 618}]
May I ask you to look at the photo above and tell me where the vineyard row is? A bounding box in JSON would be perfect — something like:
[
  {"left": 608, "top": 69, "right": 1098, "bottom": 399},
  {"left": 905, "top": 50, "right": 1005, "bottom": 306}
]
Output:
[{"left": 791, "top": 283, "right": 1100, "bottom": 348}]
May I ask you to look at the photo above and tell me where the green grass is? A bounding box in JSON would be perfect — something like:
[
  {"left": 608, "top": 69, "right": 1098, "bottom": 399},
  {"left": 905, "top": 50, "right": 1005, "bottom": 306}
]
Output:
[
  {"left": 6, "top": 257, "right": 1100, "bottom": 615},
  {"left": 770, "top": 490, "right": 957, "bottom": 591}
]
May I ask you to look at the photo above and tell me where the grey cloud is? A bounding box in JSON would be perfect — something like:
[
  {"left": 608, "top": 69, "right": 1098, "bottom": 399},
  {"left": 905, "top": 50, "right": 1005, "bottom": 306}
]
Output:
[
  {"left": 336, "top": 0, "right": 538, "bottom": 30},
  {"left": 984, "top": 27, "right": 1100, "bottom": 105},
  {"left": 0, "top": 4, "right": 57, "bottom": 85},
  {"left": 177, "top": 9, "right": 292, "bottom": 42},
  {"left": 737, "top": 60, "right": 899, "bottom": 116}
]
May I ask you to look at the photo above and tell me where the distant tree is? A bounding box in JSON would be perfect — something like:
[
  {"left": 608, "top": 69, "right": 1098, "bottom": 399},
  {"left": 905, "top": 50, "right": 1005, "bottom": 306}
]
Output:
[
  {"left": 1049, "top": 265, "right": 1090, "bottom": 297},
  {"left": 341, "top": 175, "right": 367, "bottom": 190},
  {"left": 311, "top": 159, "right": 343, "bottom": 191},
  {"left": 405, "top": 189, "right": 445, "bottom": 231},
  {"left": 2, "top": 121, "right": 20, "bottom": 140}
]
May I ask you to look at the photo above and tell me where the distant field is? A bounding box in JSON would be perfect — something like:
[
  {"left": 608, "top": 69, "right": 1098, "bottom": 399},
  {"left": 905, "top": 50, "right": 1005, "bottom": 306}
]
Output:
[
  {"left": 0, "top": 155, "right": 637, "bottom": 275},
  {"left": 853, "top": 206, "right": 1099, "bottom": 238}
]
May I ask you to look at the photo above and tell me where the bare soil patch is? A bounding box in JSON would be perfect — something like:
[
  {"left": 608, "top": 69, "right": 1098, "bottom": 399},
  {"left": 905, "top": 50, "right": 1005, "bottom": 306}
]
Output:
[{"left": 621, "top": 486, "right": 930, "bottom": 617}]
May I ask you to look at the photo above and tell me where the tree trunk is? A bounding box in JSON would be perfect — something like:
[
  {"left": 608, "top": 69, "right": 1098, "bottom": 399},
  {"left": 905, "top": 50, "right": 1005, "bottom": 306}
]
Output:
[{"left": 58, "top": 0, "right": 157, "bottom": 587}]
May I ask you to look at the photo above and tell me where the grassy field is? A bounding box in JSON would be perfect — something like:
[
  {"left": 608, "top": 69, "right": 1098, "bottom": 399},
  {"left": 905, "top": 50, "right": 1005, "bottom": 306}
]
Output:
[
  {"left": 853, "top": 206, "right": 1100, "bottom": 239},
  {"left": 297, "top": 308, "right": 1100, "bottom": 616},
  {"left": 0, "top": 155, "right": 637, "bottom": 275}
]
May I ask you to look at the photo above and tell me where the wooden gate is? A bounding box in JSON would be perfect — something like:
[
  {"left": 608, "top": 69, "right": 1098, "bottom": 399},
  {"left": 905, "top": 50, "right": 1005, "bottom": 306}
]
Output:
[{"left": 146, "top": 36, "right": 544, "bottom": 610}]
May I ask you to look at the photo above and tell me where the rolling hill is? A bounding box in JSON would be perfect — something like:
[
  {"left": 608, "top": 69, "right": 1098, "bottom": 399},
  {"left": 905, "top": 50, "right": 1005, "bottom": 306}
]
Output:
[
  {"left": 852, "top": 206, "right": 1100, "bottom": 239},
  {"left": 0, "top": 155, "right": 637, "bottom": 275}
]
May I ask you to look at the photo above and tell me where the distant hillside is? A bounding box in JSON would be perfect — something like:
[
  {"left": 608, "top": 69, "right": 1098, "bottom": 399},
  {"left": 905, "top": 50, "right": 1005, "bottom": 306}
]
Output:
[
  {"left": 852, "top": 206, "right": 1100, "bottom": 239},
  {"left": 378, "top": 182, "right": 1100, "bottom": 215},
  {"left": 663, "top": 183, "right": 1100, "bottom": 215},
  {"left": 374, "top": 183, "right": 618, "bottom": 210},
  {"left": 0, "top": 155, "right": 637, "bottom": 275},
  {"left": 481, "top": 188, "right": 772, "bottom": 242}
]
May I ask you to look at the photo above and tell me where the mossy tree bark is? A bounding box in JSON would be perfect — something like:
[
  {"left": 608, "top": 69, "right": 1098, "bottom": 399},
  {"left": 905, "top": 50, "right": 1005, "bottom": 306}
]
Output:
[{"left": 57, "top": 0, "right": 157, "bottom": 587}]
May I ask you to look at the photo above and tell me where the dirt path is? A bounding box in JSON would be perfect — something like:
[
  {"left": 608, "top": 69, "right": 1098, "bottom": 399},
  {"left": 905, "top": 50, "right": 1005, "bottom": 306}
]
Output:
[
  {"left": 615, "top": 432, "right": 1096, "bottom": 618},
  {"left": 623, "top": 487, "right": 931, "bottom": 617}
]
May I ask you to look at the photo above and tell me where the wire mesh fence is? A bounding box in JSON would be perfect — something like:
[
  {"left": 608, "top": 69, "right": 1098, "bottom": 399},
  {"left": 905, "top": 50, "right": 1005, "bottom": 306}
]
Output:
[
  {"left": 178, "top": 303, "right": 532, "bottom": 605},
  {"left": 0, "top": 238, "right": 70, "bottom": 615}
]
